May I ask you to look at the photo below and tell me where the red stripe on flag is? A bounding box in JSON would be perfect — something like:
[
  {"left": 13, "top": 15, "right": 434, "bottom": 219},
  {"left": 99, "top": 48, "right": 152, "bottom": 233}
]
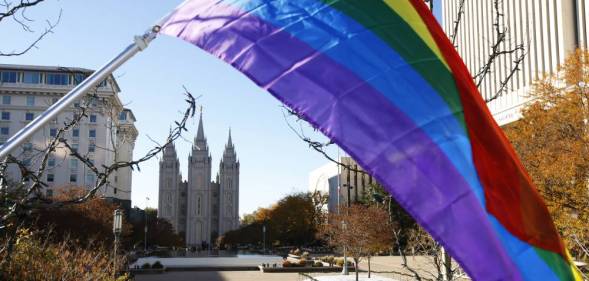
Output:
[{"left": 408, "top": 0, "right": 566, "bottom": 258}]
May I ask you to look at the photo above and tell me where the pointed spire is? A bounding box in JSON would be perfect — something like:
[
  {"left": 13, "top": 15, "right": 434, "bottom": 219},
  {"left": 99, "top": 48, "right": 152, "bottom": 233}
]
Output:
[
  {"left": 227, "top": 127, "right": 233, "bottom": 147},
  {"left": 196, "top": 110, "right": 205, "bottom": 141},
  {"left": 162, "top": 141, "right": 177, "bottom": 158}
]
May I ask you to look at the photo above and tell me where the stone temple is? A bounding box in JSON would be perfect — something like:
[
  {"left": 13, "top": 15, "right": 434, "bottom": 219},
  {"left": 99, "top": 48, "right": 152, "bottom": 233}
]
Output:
[{"left": 158, "top": 113, "right": 239, "bottom": 248}]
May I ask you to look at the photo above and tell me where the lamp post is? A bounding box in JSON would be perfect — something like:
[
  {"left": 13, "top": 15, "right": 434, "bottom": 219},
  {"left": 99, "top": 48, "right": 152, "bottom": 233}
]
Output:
[
  {"left": 262, "top": 225, "right": 266, "bottom": 254},
  {"left": 144, "top": 197, "right": 149, "bottom": 252},
  {"left": 113, "top": 209, "right": 123, "bottom": 278},
  {"left": 341, "top": 220, "right": 349, "bottom": 275}
]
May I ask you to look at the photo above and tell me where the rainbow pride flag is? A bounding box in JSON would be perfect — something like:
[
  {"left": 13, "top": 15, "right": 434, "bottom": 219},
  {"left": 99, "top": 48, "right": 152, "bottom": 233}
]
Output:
[{"left": 159, "top": 0, "right": 582, "bottom": 280}]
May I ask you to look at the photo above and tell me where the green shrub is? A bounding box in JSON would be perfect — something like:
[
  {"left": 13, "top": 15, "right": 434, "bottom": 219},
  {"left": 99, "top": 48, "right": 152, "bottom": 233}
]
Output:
[
  {"left": 141, "top": 263, "right": 151, "bottom": 269},
  {"left": 313, "top": 261, "right": 324, "bottom": 267}
]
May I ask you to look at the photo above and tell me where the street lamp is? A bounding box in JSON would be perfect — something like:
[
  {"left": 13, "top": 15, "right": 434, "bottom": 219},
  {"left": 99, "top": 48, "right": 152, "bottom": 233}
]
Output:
[
  {"left": 144, "top": 197, "right": 149, "bottom": 252},
  {"left": 341, "top": 220, "right": 349, "bottom": 275},
  {"left": 262, "top": 225, "right": 266, "bottom": 254},
  {"left": 113, "top": 209, "right": 123, "bottom": 277}
]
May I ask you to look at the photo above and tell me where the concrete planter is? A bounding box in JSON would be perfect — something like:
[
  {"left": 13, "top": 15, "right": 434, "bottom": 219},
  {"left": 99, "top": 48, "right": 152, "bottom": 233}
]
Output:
[
  {"left": 129, "top": 267, "right": 166, "bottom": 274},
  {"left": 259, "top": 265, "right": 355, "bottom": 273}
]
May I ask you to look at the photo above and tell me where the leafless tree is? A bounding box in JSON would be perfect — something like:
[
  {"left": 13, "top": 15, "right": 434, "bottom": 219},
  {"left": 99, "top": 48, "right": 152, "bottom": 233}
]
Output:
[
  {"left": 0, "top": 82, "right": 197, "bottom": 269},
  {"left": 469, "top": 0, "right": 527, "bottom": 103},
  {"left": 0, "top": 0, "right": 60, "bottom": 57}
]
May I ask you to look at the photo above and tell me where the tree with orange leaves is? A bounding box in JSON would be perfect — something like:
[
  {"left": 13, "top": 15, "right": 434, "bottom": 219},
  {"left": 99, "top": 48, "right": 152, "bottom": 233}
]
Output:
[
  {"left": 322, "top": 204, "right": 393, "bottom": 281},
  {"left": 32, "top": 188, "right": 132, "bottom": 247},
  {"left": 504, "top": 49, "right": 589, "bottom": 264}
]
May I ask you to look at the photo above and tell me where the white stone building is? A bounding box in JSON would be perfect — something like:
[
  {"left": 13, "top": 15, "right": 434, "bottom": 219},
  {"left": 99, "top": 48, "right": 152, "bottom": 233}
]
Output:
[
  {"left": 158, "top": 113, "right": 239, "bottom": 247},
  {"left": 442, "top": 0, "right": 589, "bottom": 125},
  {"left": 308, "top": 157, "right": 375, "bottom": 214},
  {"left": 0, "top": 64, "right": 137, "bottom": 208}
]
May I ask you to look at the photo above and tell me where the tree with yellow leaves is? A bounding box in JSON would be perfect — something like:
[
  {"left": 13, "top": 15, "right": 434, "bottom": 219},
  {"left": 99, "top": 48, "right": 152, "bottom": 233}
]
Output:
[{"left": 505, "top": 49, "right": 589, "bottom": 264}]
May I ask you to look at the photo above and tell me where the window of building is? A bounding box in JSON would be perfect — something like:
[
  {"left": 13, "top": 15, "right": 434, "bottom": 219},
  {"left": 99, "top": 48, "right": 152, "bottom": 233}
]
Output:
[
  {"left": 0, "top": 127, "right": 8, "bottom": 135},
  {"left": 119, "top": 112, "right": 127, "bottom": 121},
  {"left": 88, "top": 143, "right": 95, "bottom": 153},
  {"left": 89, "top": 129, "right": 96, "bottom": 138},
  {"left": 26, "top": 96, "right": 35, "bottom": 106},
  {"left": 69, "top": 159, "right": 78, "bottom": 169},
  {"left": 73, "top": 73, "right": 87, "bottom": 84},
  {"left": 2, "top": 96, "right": 10, "bottom": 105},
  {"left": 0, "top": 71, "right": 17, "bottom": 83},
  {"left": 51, "top": 97, "right": 58, "bottom": 104},
  {"left": 46, "top": 189, "right": 53, "bottom": 197},
  {"left": 86, "top": 173, "right": 95, "bottom": 184},
  {"left": 90, "top": 114, "right": 97, "bottom": 123},
  {"left": 22, "top": 158, "right": 31, "bottom": 167},
  {"left": 49, "top": 128, "right": 57, "bottom": 137},
  {"left": 46, "top": 73, "right": 69, "bottom": 85},
  {"left": 1, "top": 112, "right": 10, "bottom": 120},
  {"left": 114, "top": 176, "right": 118, "bottom": 183},
  {"left": 114, "top": 188, "right": 117, "bottom": 195},
  {"left": 23, "top": 143, "right": 32, "bottom": 152},
  {"left": 98, "top": 80, "right": 108, "bottom": 87},
  {"left": 71, "top": 144, "right": 79, "bottom": 153},
  {"left": 47, "top": 174, "right": 54, "bottom": 183},
  {"left": 25, "top": 112, "right": 34, "bottom": 121},
  {"left": 197, "top": 197, "right": 201, "bottom": 215},
  {"left": 48, "top": 158, "right": 55, "bottom": 167},
  {"left": 72, "top": 128, "right": 79, "bottom": 138},
  {"left": 70, "top": 174, "right": 77, "bottom": 183},
  {"left": 23, "top": 72, "right": 40, "bottom": 84}
]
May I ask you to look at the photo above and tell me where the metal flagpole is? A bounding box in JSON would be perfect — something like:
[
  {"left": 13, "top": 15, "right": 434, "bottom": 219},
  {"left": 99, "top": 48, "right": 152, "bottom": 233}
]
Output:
[{"left": 0, "top": 26, "right": 160, "bottom": 159}]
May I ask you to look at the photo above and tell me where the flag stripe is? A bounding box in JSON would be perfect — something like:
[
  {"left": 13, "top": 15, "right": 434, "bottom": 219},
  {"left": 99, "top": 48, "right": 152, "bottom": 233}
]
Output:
[
  {"left": 382, "top": 0, "right": 448, "bottom": 66},
  {"left": 315, "top": 0, "right": 463, "bottom": 127}
]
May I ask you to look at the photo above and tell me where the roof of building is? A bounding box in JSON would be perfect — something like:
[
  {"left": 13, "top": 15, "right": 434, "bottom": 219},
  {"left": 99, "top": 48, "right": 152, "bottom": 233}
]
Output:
[
  {"left": 0, "top": 64, "right": 94, "bottom": 73},
  {"left": 0, "top": 63, "right": 121, "bottom": 93},
  {"left": 122, "top": 108, "right": 137, "bottom": 122}
]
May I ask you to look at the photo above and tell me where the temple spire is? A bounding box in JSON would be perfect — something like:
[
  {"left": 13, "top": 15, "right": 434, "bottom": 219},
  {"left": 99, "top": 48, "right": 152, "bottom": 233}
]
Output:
[
  {"left": 227, "top": 127, "right": 233, "bottom": 147},
  {"left": 196, "top": 110, "right": 205, "bottom": 141}
]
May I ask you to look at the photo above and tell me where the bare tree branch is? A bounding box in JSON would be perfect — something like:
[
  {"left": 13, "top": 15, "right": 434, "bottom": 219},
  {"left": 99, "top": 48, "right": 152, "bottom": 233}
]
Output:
[
  {"left": 485, "top": 45, "right": 527, "bottom": 103},
  {"left": 281, "top": 106, "right": 369, "bottom": 176},
  {"left": 0, "top": 89, "right": 196, "bottom": 233},
  {"left": 0, "top": 0, "right": 60, "bottom": 57},
  {"left": 449, "top": 0, "right": 466, "bottom": 46},
  {"left": 0, "top": 0, "right": 44, "bottom": 22}
]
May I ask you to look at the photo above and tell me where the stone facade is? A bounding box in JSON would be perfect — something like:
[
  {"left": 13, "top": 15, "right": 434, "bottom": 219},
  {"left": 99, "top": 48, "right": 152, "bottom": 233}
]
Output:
[
  {"left": 0, "top": 64, "right": 137, "bottom": 208},
  {"left": 158, "top": 113, "right": 239, "bottom": 247}
]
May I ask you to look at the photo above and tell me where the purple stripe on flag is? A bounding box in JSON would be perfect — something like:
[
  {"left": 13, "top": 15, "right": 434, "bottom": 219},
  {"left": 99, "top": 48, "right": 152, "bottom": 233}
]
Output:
[{"left": 161, "top": 1, "right": 520, "bottom": 279}]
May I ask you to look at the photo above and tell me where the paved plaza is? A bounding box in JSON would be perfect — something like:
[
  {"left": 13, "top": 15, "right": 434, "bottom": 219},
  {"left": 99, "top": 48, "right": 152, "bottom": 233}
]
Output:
[
  {"left": 132, "top": 256, "right": 458, "bottom": 281},
  {"left": 132, "top": 255, "right": 284, "bottom": 269},
  {"left": 135, "top": 271, "right": 303, "bottom": 281}
]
